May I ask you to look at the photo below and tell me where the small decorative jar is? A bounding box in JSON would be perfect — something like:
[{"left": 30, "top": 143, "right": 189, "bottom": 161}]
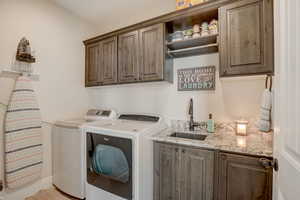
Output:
[
  {"left": 201, "top": 22, "right": 209, "bottom": 36},
  {"left": 209, "top": 19, "right": 218, "bottom": 35},
  {"left": 183, "top": 29, "right": 194, "bottom": 39},
  {"left": 192, "top": 24, "right": 201, "bottom": 38}
]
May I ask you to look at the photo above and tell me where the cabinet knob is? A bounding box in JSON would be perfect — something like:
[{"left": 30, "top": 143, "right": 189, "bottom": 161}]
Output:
[
  {"left": 220, "top": 154, "right": 227, "bottom": 160},
  {"left": 182, "top": 149, "right": 185, "bottom": 153},
  {"left": 259, "top": 158, "right": 279, "bottom": 171}
]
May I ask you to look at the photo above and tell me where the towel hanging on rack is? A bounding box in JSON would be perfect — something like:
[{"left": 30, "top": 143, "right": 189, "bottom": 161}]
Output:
[
  {"left": 258, "top": 75, "right": 273, "bottom": 132},
  {"left": 4, "top": 75, "right": 43, "bottom": 189}
]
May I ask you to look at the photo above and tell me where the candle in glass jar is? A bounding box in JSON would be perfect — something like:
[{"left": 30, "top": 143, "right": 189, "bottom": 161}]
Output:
[{"left": 235, "top": 120, "right": 248, "bottom": 136}]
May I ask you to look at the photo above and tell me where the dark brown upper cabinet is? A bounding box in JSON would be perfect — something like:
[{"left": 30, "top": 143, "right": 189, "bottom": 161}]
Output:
[
  {"left": 139, "top": 24, "right": 165, "bottom": 81},
  {"left": 99, "top": 36, "right": 118, "bottom": 85},
  {"left": 219, "top": 0, "right": 274, "bottom": 77},
  {"left": 118, "top": 31, "right": 140, "bottom": 83},
  {"left": 85, "top": 42, "right": 101, "bottom": 87},
  {"left": 217, "top": 152, "right": 273, "bottom": 200},
  {"left": 85, "top": 36, "right": 117, "bottom": 86},
  {"left": 84, "top": 0, "right": 275, "bottom": 86}
]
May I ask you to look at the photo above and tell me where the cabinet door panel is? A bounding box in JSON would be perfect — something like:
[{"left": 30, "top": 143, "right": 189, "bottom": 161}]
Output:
[
  {"left": 139, "top": 24, "right": 164, "bottom": 81},
  {"left": 85, "top": 43, "right": 101, "bottom": 86},
  {"left": 218, "top": 153, "right": 272, "bottom": 200},
  {"left": 154, "top": 143, "right": 178, "bottom": 200},
  {"left": 118, "top": 31, "right": 139, "bottom": 83},
  {"left": 100, "top": 36, "right": 118, "bottom": 85},
  {"left": 180, "top": 148, "right": 214, "bottom": 200},
  {"left": 219, "top": 0, "right": 273, "bottom": 76}
]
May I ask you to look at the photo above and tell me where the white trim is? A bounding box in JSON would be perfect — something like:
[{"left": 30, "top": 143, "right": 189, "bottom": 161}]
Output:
[
  {"left": 0, "top": 176, "right": 52, "bottom": 200},
  {"left": 219, "top": 75, "right": 266, "bottom": 82}
]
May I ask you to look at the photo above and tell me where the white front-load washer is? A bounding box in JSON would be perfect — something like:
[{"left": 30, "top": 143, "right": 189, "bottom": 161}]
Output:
[
  {"left": 82, "top": 114, "right": 168, "bottom": 200},
  {"left": 52, "top": 109, "right": 117, "bottom": 199}
]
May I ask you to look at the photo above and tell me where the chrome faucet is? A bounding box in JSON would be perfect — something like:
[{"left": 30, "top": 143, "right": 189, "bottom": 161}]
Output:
[{"left": 188, "top": 98, "right": 199, "bottom": 131}]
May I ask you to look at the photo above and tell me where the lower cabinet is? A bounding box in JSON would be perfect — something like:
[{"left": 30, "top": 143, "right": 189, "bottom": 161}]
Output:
[
  {"left": 217, "top": 152, "right": 273, "bottom": 200},
  {"left": 154, "top": 142, "right": 214, "bottom": 200},
  {"left": 154, "top": 143, "right": 178, "bottom": 200},
  {"left": 154, "top": 142, "right": 273, "bottom": 200},
  {"left": 179, "top": 147, "right": 214, "bottom": 200}
]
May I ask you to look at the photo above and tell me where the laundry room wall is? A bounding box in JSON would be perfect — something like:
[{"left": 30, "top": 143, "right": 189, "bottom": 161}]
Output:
[
  {"left": 88, "top": 54, "right": 265, "bottom": 123},
  {"left": 0, "top": 0, "right": 97, "bottom": 197}
]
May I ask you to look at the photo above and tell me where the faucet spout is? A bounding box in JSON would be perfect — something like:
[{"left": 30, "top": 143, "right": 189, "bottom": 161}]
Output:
[
  {"left": 189, "top": 98, "right": 194, "bottom": 131},
  {"left": 188, "top": 98, "right": 193, "bottom": 116}
]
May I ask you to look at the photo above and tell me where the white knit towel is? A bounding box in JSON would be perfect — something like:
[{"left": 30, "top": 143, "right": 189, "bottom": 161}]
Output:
[{"left": 258, "top": 89, "right": 272, "bottom": 132}]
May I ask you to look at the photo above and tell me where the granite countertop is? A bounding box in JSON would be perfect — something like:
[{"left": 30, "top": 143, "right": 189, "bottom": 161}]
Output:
[{"left": 152, "top": 123, "right": 273, "bottom": 157}]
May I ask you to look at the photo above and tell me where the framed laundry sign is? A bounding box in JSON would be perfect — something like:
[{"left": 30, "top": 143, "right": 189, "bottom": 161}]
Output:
[{"left": 178, "top": 66, "right": 216, "bottom": 91}]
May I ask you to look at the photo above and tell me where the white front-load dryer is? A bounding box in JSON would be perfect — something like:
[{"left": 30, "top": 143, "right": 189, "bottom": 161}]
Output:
[{"left": 82, "top": 114, "right": 167, "bottom": 200}]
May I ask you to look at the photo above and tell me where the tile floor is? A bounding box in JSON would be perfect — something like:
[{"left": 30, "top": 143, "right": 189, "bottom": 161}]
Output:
[{"left": 25, "top": 188, "right": 77, "bottom": 200}]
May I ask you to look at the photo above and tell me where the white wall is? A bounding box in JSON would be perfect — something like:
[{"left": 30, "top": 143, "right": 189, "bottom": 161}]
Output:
[
  {"left": 0, "top": 0, "right": 97, "bottom": 122},
  {"left": 88, "top": 54, "right": 265, "bottom": 123},
  {"left": 0, "top": 0, "right": 97, "bottom": 195}
]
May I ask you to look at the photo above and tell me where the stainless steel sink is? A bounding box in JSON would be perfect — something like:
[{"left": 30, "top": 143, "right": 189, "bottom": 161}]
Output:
[{"left": 170, "top": 132, "right": 207, "bottom": 141}]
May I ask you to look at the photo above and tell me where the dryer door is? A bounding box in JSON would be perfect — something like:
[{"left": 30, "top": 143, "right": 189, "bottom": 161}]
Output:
[{"left": 86, "top": 132, "right": 133, "bottom": 200}]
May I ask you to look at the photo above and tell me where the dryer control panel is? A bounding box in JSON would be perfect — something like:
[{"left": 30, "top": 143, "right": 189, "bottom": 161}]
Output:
[{"left": 85, "top": 109, "right": 117, "bottom": 121}]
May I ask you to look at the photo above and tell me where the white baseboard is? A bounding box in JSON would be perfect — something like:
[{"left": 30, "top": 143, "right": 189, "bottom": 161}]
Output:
[{"left": 0, "top": 176, "right": 53, "bottom": 200}]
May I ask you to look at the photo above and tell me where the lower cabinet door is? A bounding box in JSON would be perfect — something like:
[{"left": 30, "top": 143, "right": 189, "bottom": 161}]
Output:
[
  {"left": 179, "top": 147, "right": 214, "bottom": 200},
  {"left": 217, "top": 153, "right": 273, "bottom": 200},
  {"left": 154, "top": 143, "right": 178, "bottom": 200}
]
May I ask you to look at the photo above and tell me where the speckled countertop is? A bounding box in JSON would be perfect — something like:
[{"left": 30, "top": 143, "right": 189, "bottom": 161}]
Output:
[{"left": 152, "top": 123, "right": 273, "bottom": 157}]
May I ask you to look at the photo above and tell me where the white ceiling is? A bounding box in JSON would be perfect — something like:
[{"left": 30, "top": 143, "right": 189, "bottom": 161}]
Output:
[{"left": 51, "top": 0, "right": 175, "bottom": 33}]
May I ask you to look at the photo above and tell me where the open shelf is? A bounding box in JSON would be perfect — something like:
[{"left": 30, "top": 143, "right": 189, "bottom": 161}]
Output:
[
  {"left": 167, "top": 34, "right": 218, "bottom": 50},
  {"left": 168, "top": 43, "right": 218, "bottom": 58}
]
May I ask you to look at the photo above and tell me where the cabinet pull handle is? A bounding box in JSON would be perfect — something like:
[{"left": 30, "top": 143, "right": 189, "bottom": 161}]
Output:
[{"left": 155, "top": 169, "right": 160, "bottom": 176}]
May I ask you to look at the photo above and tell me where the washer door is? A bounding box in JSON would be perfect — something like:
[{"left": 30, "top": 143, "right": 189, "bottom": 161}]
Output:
[{"left": 86, "top": 132, "right": 132, "bottom": 200}]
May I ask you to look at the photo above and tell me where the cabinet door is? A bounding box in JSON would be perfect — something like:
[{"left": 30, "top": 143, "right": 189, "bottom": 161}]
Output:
[
  {"left": 99, "top": 36, "right": 118, "bottom": 85},
  {"left": 118, "top": 31, "right": 139, "bottom": 83},
  {"left": 219, "top": 0, "right": 273, "bottom": 77},
  {"left": 217, "top": 153, "right": 273, "bottom": 200},
  {"left": 139, "top": 24, "right": 164, "bottom": 81},
  {"left": 85, "top": 42, "right": 101, "bottom": 86},
  {"left": 180, "top": 147, "right": 214, "bottom": 200},
  {"left": 154, "top": 143, "right": 179, "bottom": 200}
]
